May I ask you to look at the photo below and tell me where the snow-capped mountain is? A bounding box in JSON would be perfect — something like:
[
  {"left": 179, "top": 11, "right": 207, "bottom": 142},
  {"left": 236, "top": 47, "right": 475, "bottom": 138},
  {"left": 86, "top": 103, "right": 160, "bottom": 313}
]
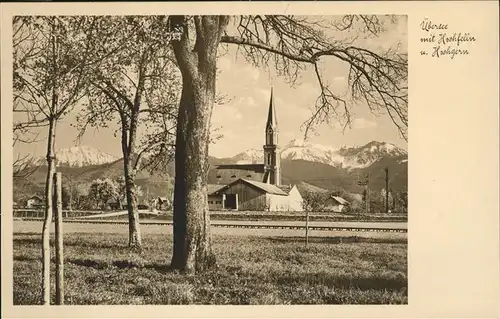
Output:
[
  {"left": 231, "top": 139, "right": 407, "bottom": 169},
  {"left": 35, "top": 146, "right": 119, "bottom": 167},
  {"left": 337, "top": 141, "right": 407, "bottom": 168}
]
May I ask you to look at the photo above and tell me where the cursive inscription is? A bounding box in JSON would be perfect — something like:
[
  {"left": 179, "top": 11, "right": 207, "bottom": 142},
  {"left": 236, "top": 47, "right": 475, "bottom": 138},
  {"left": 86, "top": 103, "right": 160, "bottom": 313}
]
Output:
[
  {"left": 419, "top": 18, "right": 477, "bottom": 59},
  {"left": 420, "top": 18, "right": 448, "bottom": 32}
]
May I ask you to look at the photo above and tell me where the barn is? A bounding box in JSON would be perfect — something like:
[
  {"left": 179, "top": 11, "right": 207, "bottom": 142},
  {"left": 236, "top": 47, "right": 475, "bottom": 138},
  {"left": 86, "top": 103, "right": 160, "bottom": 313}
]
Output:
[
  {"left": 209, "top": 178, "right": 303, "bottom": 212},
  {"left": 207, "top": 184, "right": 226, "bottom": 210}
]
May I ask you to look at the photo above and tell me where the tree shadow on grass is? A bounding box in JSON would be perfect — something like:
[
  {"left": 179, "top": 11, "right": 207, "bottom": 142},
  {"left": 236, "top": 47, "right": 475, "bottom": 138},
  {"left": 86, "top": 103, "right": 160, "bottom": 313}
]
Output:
[
  {"left": 277, "top": 272, "right": 407, "bottom": 292},
  {"left": 12, "top": 237, "right": 40, "bottom": 246},
  {"left": 267, "top": 236, "right": 407, "bottom": 245},
  {"left": 13, "top": 254, "right": 39, "bottom": 262},
  {"left": 68, "top": 258, "right": 111, "bottom": 270},
  {"left": 13, "top": 237, "right": 127, "bottom": 250},
  {"left": 66, "top": 257, "right": 176, "bottom": 274}
]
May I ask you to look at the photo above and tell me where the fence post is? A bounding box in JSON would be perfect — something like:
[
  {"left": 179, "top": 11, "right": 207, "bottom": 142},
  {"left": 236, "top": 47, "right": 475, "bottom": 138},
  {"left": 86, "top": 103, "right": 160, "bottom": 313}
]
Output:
[
  {"left": 305, "top": 210, "right": 309, "bottom": 248},
  {"left": 41, "top": 173, "right": 55, "bottom": 305},
  {"left": 54, "top": 172, "right": 64, "bottom": 305}
]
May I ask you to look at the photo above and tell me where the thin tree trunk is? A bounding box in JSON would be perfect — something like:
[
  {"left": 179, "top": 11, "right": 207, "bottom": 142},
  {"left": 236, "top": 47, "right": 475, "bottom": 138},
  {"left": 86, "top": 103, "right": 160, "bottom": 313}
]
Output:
[
  {"left": 41, "top": 118, "right": 56, "bottom": 305},
  {"left": 170, "top": 16, "right": 229, "bottom": 273},
  {"left": 54, "top": 172, "right": 64, "bottom": 305},
  {"left": 124, "top": 158, "right": 141, "bottom": 248}
]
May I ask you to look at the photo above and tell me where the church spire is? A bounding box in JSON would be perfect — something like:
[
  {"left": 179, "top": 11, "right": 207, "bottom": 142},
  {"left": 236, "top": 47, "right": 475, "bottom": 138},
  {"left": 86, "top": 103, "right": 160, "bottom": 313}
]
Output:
[
  {"left": 263, "top": 87, "right": 280, "bottom": 185},
  {"left": 266, "top": 87, "right": 278, "bottom": 130}
]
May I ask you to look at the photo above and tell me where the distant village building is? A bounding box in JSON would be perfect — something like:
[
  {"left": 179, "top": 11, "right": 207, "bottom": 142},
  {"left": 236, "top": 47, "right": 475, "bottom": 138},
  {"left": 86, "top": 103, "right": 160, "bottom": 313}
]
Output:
[
  {"left": 107, "top": 198, "right": 127, "bottom": 210},
  {"left": 25, "top": 195, "right": 44, "bottom": 209},
  {"left": 207, "top": 89, "right": 304, "bottom": 212},
  {"left": 154, "top": 197, "right": 171, "bottom": 211}
]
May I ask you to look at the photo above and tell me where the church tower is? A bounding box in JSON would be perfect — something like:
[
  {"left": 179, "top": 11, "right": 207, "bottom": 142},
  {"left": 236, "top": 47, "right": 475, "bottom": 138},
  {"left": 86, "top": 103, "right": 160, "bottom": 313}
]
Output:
[{"left": 263, "top": 88, "right": 281, "bottom": 185}]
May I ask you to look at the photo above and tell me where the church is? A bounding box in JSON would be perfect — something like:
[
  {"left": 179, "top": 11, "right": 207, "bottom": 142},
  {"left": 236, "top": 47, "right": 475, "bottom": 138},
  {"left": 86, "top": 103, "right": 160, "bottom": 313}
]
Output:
[{"left": 207, "top": 89, "right": 304, "bottom": 212}]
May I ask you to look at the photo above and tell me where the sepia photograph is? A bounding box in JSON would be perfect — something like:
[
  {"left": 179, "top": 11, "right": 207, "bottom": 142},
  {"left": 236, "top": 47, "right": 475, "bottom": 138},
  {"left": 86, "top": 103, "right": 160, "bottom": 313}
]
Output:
[{"left": 11, "top": 14, "right": 409, "bottom": 306}]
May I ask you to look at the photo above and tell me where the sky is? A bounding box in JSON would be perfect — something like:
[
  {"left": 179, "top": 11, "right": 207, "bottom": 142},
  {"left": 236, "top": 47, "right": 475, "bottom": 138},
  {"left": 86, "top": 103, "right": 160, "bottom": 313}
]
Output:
[{"left": 13, "top": 15, "right": 408, "bottom": 160}]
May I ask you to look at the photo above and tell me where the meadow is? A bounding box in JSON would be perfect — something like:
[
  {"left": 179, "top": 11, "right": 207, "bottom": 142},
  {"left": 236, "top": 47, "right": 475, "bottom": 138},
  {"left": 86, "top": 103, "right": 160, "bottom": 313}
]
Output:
[{"left": 13, "top": 222, "right": 407, "bottom": 305}]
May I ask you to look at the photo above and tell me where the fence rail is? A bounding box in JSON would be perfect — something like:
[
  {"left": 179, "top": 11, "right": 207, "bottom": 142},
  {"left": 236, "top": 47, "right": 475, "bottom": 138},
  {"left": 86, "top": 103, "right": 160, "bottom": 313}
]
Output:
[
  {"left": 12, "top": 209, "right": 407, "bottom": 220},
  {"left": 14, "top": 217, "right": 407, "bottom": 233}
]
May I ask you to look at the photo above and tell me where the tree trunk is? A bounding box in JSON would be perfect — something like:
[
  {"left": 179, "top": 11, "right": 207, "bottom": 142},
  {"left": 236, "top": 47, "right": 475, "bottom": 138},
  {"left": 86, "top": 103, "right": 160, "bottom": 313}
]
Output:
[
  {"left": 170, "top": 16, "right": 229, "bottom": 273},
  {"left": 41, "top": 118, "right": 56, "bottom": 305},
  {"left": 54, "top": 172, "right": 64, "bottom": 305},
  {"left": 124, "top": 157, "right": 142, "bottom": 248}
]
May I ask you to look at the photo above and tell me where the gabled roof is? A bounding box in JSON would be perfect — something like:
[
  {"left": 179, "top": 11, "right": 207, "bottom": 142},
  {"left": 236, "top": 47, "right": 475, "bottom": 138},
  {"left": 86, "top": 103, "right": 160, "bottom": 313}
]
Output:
[
  {"left": 28, "top": 195, "right": 43, "bottom": 201},
  {"left": 295, "top": 181, "right": 330, "bottom": 195},
  {"left": 214, "top": 178, "right": 288, "bottom": 196},
  {"left": 242, "top": 179, "right": 288, "bottom": 195},
  {"left": 207, "top": 164, "right": 267, "bottom": 185},
  {"left": 331, "top": 196, "right": 349, "bottom": 205},
  {"left": 207, "top": 184, "right": 225, "bottom": 195}
]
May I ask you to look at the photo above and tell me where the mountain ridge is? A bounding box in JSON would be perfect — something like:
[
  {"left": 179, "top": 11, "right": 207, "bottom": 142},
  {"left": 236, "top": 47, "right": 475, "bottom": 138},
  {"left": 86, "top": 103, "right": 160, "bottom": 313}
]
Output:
[
  {"left": 225, "top": 139, "right": 407, "bottom": 169},
  {"left": 34, "top": 145, "right": 119, "bottom": 168},
  {"left": 31, "top": 139, "right": 407, "bottom": 169},
  {"left": 17, "top": 140, "right": 407, "bottom": 204}
]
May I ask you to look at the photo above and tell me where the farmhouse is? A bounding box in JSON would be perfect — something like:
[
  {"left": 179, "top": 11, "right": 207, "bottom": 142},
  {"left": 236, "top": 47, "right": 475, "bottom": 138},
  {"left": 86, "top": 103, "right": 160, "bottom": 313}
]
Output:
[
  {"left": 25, "top": 195, "right": 44, "bottom": 209},
  {"left": 324, "top": 196, "right": 350, "bottom": 213},
  {"left": 207, "top": 89, "right": 304, "bottom": 211}
]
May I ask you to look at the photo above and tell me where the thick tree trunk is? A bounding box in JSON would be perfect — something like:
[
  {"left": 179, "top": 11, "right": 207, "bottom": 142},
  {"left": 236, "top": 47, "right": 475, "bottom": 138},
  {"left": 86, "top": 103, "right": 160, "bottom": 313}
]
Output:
[
  {"left": 124, "top": 158, "right": 142, "bottom": 248},
  {"left": 170, "top": 16, "right": 229, "bottom": 273},
  {"left": 41, "top": 118, "right": 56, "bottom": 305},
  {"left": 170, "top": 84, "right": 215, "bottom": 272}
]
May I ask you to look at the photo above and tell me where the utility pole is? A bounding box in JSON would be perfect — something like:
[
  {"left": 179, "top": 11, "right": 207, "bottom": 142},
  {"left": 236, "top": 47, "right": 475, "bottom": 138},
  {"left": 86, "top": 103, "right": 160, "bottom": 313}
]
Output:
[
  {"left": 366, "top": 173, "right": 370, "bottom": 215},
  {"left": 385, "top": 167, "right": 389, "bottom": 214},
  {"left": 357, "top": 173, "right": 370, "bottom": 215},
  {"left": 391, "top": 188, "right": 395, "bottom": 212}
]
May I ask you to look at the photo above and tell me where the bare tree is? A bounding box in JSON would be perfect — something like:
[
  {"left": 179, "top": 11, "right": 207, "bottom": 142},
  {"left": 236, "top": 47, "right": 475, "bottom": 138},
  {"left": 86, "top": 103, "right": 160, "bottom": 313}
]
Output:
[
  {"left": 165, "top": 15, "right": 407, "bottom": 272},
  {"left": 76, "top": 16, "right": 180, "bottom": 248},
  {"left": 12, "top": 16, "right": 109, "bottom": 304}
]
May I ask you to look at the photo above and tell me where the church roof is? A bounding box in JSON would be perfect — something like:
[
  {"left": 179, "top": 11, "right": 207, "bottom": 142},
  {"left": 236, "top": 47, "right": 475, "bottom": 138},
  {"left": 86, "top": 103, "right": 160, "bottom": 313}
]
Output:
[
  {"left": 213, "top": 178, "right": 288, "bottom": 196},
  {"left": 207, "top": 164, "right": 267, "bottom": 185},
  {"left": 277, "top": 185, "right": 293, "bottom": 194},
  {"left": 266, "top": 87, "right": 278, "bottom": 130}
]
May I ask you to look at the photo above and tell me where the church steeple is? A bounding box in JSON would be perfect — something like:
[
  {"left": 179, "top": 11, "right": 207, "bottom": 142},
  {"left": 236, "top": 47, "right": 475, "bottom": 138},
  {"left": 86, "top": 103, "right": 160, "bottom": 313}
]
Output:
[
  {"left": 263, "top": 88, "right": 281, "bottom": 186},
  {"left": 266, "top": 87, "right": 278, "bottom": 131}
]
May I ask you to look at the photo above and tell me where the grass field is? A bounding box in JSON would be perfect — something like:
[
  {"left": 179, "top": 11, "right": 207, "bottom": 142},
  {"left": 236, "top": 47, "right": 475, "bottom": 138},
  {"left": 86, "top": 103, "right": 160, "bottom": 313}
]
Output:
[{"left": 13, "top": 224, "right": 407, "bottom": 305}]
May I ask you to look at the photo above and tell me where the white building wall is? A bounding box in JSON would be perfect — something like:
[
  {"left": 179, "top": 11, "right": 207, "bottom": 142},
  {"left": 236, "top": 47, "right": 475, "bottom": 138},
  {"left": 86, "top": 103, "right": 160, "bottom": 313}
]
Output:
[
  {"left": 266, "top": 185, "right": 304, "bottom": 212},
  {"left": 287, "top": 185, "right": 304, "bottom": 211}
]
